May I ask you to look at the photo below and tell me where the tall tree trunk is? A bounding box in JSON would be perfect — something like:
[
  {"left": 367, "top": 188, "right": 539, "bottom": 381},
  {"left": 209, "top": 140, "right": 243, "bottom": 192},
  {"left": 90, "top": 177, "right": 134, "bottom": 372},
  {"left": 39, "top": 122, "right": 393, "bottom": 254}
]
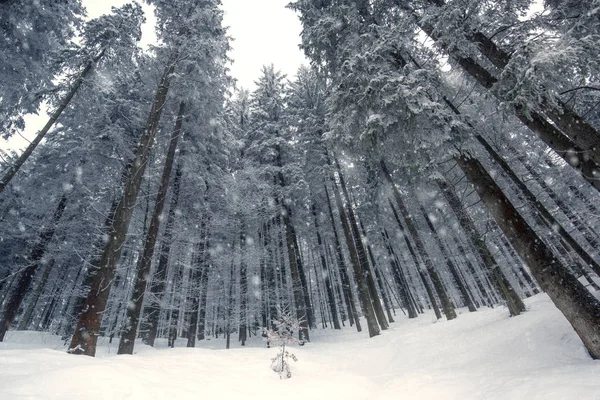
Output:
[
  {"left": 238, "top": 220, "right": 248, "bottom": 345},
  {"left": 334, "top": 158, "right": 388, "bottom": 330},
  {"left": 408, "top": 21, "right": 600, "bottom": 191},
  {"left": 332, "top": 178, "right": 380, "bottom": 337},
  {"left": 118, "top": 102, "right": 185, "bottom": 355},
  {"left": 435, "top": 177, "right": 526, "bottom": 316},
  {"left": 456, "top": 153, "right": 600, "bottom": 359},
  {"left": 419, "top": 206, "right": 477, "bottom": 312},
  {"left": 281, "top": 206, "right": 310, "bottom": 342},
  {"left": 196, "top": 230, "right": 211, "bottom": 341},
  {"left": 433, "top": 13, "right": 600, "bottom": 162},
  {"left": 380, "top": 160, "right": 457, "bottom": 320},
  {"left": 387, "top": 201, "right": 438, "bottom": 317},
  {"left": 475, "top": 134, "right": 600, "bottom": 277},
  {"left": 312, "top": 203, "right": 341, "bottom": 329},
  {"left": 0, "top": 50, "right": 105, "bottom": 194},
  {"left": 381, "top": 228, "right": 419, "bottom": 318},
  {"left": 68, "top": 56, "right": 177, "bottom": 356},
  {"left": 0, "top": 194, "right": 67, "bottom": 341},
  {"left": 16, "top": 259, "right": 55, "bottom": 331},
  {"left": 142, "top": 162, "right": 185, "bottom": 347},
  {"left": 324, "top": 184, "right": 359, "bottom": 330}
]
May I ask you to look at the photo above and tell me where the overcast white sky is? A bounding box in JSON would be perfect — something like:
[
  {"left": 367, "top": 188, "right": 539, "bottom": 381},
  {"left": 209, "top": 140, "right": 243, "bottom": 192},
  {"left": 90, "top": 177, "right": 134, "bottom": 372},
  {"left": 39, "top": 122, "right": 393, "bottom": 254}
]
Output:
[
  {"left": 85, "top": 0, "right": 307, "bottom": 89},
  {"left": 2, "top": 0, "right": 307, "bottom": 151}
]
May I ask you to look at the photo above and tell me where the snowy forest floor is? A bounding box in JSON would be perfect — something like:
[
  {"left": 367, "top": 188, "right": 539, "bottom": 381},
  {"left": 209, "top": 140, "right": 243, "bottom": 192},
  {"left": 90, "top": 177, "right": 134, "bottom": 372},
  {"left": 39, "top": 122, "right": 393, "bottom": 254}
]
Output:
[{"left": 1, "top": 294, "right": 599, "bottom": 399}]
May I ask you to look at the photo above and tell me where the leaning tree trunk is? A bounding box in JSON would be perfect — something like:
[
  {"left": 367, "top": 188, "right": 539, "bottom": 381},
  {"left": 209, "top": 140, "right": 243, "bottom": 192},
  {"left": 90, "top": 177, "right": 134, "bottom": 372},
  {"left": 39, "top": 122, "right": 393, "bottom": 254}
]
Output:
[
  {"left": 312, "top": 203, "right": 341, "bottom": 329},
  {"left": 332, "top": 178, "right": 380, "bottom": 337},
  {"left": 142, "top": 160, "right": 184, "bottom": 347},
  {"left": 117, "top": 101, "right": 185, "bottom": 355},
  {"left": 475, "top": 134, "right": 600, "bottom": 277},
  {"left": 0, "top": 49, "right": 105, "bottom": 194},
  {"left": 419, "top": 205, "right": 477, "bottom": 312},
  {"left": 381, "top": 229, "right": 418, "bottom": 318},
  {"left": 387, "top": 201, "right": 438, "bottom": 317},
  {"left": 324, "top": 184, "right": 360, "bottom": 330},
  {"left": 238, "top": 219, "right": 248, "bottom": 345},
  {"left": 432, "top": 10, "right": 600, "bottom": 163},
  {"left": 0, "top": 193, "right": 67, "bottom": 341},
  {"left": 413, "top": 20, "right": 600, "bottom": 191},
  {"left": 68, "top": 55, "right": 177, "bottom": 357},
  {"left": 456, "top": 153, "right": 600, "bottom": 359},
  {"left": 334, "top": 160, "right": 389, "bottom": 330},
  {"left": 435, "top": 177, "right": 526, "bottom": 316},
  {"left": 16, "top": 259, "right": 55, "bottom": 331},
  {"left": 380, "top": 160, "right": 457, "bottom": 320}
]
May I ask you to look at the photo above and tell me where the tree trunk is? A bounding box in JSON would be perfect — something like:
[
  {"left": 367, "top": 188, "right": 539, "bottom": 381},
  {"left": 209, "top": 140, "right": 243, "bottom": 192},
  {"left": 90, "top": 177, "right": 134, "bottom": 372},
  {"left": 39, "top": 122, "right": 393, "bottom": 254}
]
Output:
[
  {"left": 335, "top": 159, "right": 388, "bottom": 330},
  {"left": 16, "top": 259, "right": 55, "bottom": 331},
  {"left": 475, "top": 134, "right": 600, "bottom": 277},
  {"left": 0, "top": 194, "right": 67, "bottom": 341},
  {"left": 239, "top": 220, "right": 248, "bottom": 345},
  {"left": 118, "top": 102, "right": 185, "bottom": 355},
  {"left": 332, "top": 178, "right": 380, "bottom": 337},
  {"left": 142, "top": 161, "right": 185, "bottom": 347},
  {"left": 456, "top": 153, "right": 600, "bottom": 359},
  {"left": 419, "top": 205, "right": 477, "bottom": 312},
  {"left": 324, "top": 184, "right": 360, "bottom": 330},
  {"left": 380, "top": 160, "right": 457, "bottom": 320},
  {"left": 419, "top": 24, "right": 600, "bottom": 190},
  {"left": 0, "top": 50, "right": 105, "bottom": 194},
  {"left": 312, "top": 203, "right": 341, "bottom": 329},
  {"left": 381, "top": 228, "right": 419, "bottom": 318},
  {"left": 281, "top": 206, "right": 310, "bottom": 342},
  {"left": 68, "top": 55, "right": 177, "bottom": 356},
  {"left": 435, "top": 177, "right": 526, "bottom": 316}
]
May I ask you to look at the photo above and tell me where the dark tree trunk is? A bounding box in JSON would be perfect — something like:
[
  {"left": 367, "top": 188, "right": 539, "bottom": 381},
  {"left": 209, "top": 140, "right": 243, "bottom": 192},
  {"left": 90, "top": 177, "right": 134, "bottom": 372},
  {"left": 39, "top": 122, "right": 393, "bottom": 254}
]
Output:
[
  {"left": 380, "top": 160, "right": 456, "bottom": 320},
  {"left": 475, "top": 134, "right": 600, "bottom": 277},
  {"left": 281, "top": 206, "right": 310, "bottom": 342},
  {"left": 435, "top": 177, "right": 526, "bottom": 316},
  {"left": 118, "top": 102, "right": 185, "bottom": 355},
  {"left": 334, "top": 159, "right": 388, "bottom": 330},
  {"left": 16, "top": 259, "right": 55, "bottom": 331},
  {"left": 381, "top": 228, "right": 419, "bottom": 318},
  {"left": 415, "top": 20, "right": 600, "bottom": 191},
  {"left": 456, "top": 154, "right": 600, "bottom": 359},
  {"left": 332, "top": 178, "right": 380, "bottom": 337},
  {"left": 0, "top": 194, "right": 67, "bottom": 341},
  {"left": 419, "top": 206, "right": 477, "bottom": 312},
  {"left": 312, "top": 203, "right": 341, "bottom": 329},
  {"left": 324, "top": 184, "right": 360, "bottom": 330},
  {"left": 238, "top": 220, "right": 248, "bottom": 345},
  {"left": 196, "top": 230, "right": 211, "bottom": 341},
  {"left": 0, "top": 50, "right": 105, "bottom": 194},
  {"left": 68, "top": 56, "right": 177, "bottom": 356}
]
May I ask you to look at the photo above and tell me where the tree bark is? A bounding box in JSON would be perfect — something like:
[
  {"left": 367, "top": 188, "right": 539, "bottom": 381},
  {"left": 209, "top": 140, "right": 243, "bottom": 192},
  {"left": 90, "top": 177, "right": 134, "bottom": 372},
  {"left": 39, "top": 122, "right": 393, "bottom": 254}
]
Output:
[
  {"left": 475, "top": 134, "right": 600, "bottom": 277},
  {"left": 0, "top": 194, "right": 67, "bottom": 341},
  {"left": 456, "top": 154, "right": 600, "bottom": 359},
  {"left": 238, "top": 220, "right": 248, "bottom": 345},
  {"left": 419, "top": 205, "right": 477, "bottom": 312},
  {"left": 68, "top": 55, "right": 177, "bottom": 356},
  {"left": 331, "top": 178, "right": 380, "bottom": 337},
  {"left": 324, "top": 184, "right": 360, "bottom": 330},
  {"left": 312, "top": 203, "right": 341, "bottom": 329},
  {"left": 118, "top": 102, "right": 185, "bottom": 355},
  {"left": 0, "top": 50, "right": 105, "bottom": 194},
  {"left": 334, "top": 158, "right": 389, "bottom": 330},
  {"left": 380, "top": 160, "right": 457, "bottom": 320},
  {"left": 435, "top": 176, "right": 526, "bottom": 316}
]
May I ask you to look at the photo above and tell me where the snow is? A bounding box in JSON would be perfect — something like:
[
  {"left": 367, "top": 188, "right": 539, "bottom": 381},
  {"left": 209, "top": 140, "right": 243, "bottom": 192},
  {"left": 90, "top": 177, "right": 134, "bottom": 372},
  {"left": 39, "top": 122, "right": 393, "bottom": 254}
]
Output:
[{"left": 1, "top": 294, "right": 599, "bottom": 399}]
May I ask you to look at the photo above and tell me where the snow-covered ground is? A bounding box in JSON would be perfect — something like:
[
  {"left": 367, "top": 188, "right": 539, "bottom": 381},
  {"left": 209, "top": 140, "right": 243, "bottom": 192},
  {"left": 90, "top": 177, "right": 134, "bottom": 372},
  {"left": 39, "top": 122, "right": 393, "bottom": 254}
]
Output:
[{"left": 1, "top": 294, "right": 599, "bottom": 399}]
